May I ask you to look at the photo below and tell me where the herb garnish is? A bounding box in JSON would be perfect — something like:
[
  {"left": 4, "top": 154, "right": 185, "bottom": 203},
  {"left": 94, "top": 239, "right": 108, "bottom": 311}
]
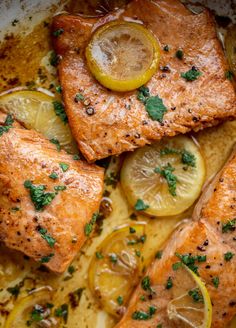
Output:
[
  {"left": 49, "top": 172, "right": 58, "bottom": 180},
  {"left": 26, "top": 305, "right": 44, "bottom": 325},
  {"left": 0, "top": 114, "right": 14, "bottom": 137},
  {"left": 212, "top": 276, "right": 219, "bottom": 288},
  {"left": 154, "top": 163, "right": 178, "bottom": 196},
  {"left": 134, "top": 199, "right": 149, "bottom": 211},
  {"left": 50, "top": 138, "right": 61, "bottom": 151},
  {"left": 95, "top": 251, "right": 104, "bottom": 259},
  {"left": 141, "top": 276, "right": 155, "bottom": 294},
  {"left": 117, "top": 295, "right": 123, "bottom": 305},
  {"left": 59, "top": 162, "right": 69, "bottom": 172},
  {"left": 109, "top": 254, "right": 118, "bottom": 263},
  {"left": 222, "top": 219, "right": 236, "bottom": 233},
  {"left": 75, "top": 93, "right": 85, "bottom": 102},
  {"left": 175, "top": 49, "right": 184, "bottom": 60},
  {"left": 105, "top": 172, "right": 119, "bottom": 188},
  {"left": 225, "top": 70, "right": 234, "bottom": 81},
  {"left": 224, "top": 252, "right": 234, "bottom": 261},
  {"left": 160, "top": 147, "right": 196, "bottom": 167},
  {"left": 50, "top": 51, "right": 60, "bottom": 67},
  {"left": 38, "top": 228, "right": 56, "bottom": 248},
  {"left": 137, "top": 86, "right": 167, "bottom": 122},
  {"left": 132, "top": 306, "right": 156, "bottom": 320},
  {"left": 24, "top": 180, "right": 56, "bottom": 211},
  {"left": 55, "top": 304, "right": 69, "bottom": 323},
  {"left": 155, "top": 250, "right": 163, "bottom": 259},
  {"left": 54, "top": 185, "right": 67, "bottom": 191},
  {"left": 40, "top": 253, "right": 54, "bottom": 263},
  {"left": 188, "top": 288, "right": 204, "bottom": 303},
  {"left": 53, "top": 101, "right": 68, "bottom": 123},
  {"left": 53, "top": 28, "right": 64, "bottom": 37},
  {"left": 166, "top": 277, "right": 173, "bottom": 289},
  {"left": 84, "top": 212, "right": 99, "bottom": 236},
  {"left": 175, "top": 253, "right": 206, "bottom": 275},
  {"left": 7, "top": 283, "right": 21, "bottom": 297},
  {"left": 181, "top": 67, "right": 202, "bottom": 81},
  {"left": 172, "top": 262, "right": 182, "bottom": 271},
  {"left": 129, "top": 227, "right": 136, "bottom": 234}
]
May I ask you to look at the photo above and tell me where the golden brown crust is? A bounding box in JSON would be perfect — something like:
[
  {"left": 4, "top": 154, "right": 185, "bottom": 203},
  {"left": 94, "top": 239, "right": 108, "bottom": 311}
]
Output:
[
  {"left": 52, "top": 0, "right": 236, "bottom": 162},
  {"left": 0, "top": 113, "right": 104, "bottom": 273}
]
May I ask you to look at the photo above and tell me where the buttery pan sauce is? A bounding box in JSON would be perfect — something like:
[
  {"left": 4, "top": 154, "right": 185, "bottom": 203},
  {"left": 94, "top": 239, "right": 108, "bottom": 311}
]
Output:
[{"left": 0, "top": 1, "right": 236, "bottom": 327}]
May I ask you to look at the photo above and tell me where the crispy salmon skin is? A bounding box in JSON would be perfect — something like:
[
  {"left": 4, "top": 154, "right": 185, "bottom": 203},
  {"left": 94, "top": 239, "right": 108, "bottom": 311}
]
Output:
[
  {"left": 115, "top": 148, "right": 236, "bottom": 328},
  {"left": 52, "top": 0, "right": 236, "bottom": 162},
  {"left": 0, "top": 112, "right": 104, "bottom": 273}
]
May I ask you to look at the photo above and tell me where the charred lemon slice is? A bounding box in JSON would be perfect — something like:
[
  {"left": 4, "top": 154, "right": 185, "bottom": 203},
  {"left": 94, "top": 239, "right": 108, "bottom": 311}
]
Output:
[
  {"left": 0, "top": 90, "right": 77, "bottom": 153},
  {"left": 88, "top": 224, "right": 145, "bottom": 317},
  {"left": 4, "top": 288, "right": 58, "bottom": 328},
  {"left": 121, "top": 135, "right": 205, "bottom": 217},
  {"left": 86, "top": 21, "right": 160, "bottom": 92},
  {"left": 167, "top": 265, "right": 212, "bottom": 328}
]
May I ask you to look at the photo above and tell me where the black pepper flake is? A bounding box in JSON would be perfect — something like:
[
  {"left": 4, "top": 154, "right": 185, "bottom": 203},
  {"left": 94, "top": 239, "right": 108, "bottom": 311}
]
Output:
[
  {"left": 86, "top": 107, "right": 95, "bottom": 116},
  {"left": 171, "top": 107, "right": 176, "bottom": 111},
  {"left": 205, "top": 265, "right": 211, "bottom": 269},
  {"left": 229, "top": 301, "right": 236, "bottom": 307},
  {"left": 160, "top": 65, "right": 171, "bottom": 72}
]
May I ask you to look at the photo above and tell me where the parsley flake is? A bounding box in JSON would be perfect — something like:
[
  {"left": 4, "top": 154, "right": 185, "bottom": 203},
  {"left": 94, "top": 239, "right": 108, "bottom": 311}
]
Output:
[
  {"left": 137, "top": 86, "right": 167, "bottom": 122},
  {"left": 40, "top": 253, "right": 54, "bottom": 263},
  {"left": 84, "top": 213, "right": 99, "bottom": 236},
  {"left": 225, "top": 70, "right": 234, "bottom": 81},
  {"left": 38, "top": 228, "right": 56, "bottom": 248},
  {"left": 59, "top": 162, "right": 69, "bottom": 172},
  {"left": 53, "top": 101, "right": 68, "bottom": 123},
  {"left": 53, "top": 28, "right": 64, "bottom": 37},
  {"left": 155, "top": 250, "right": 163, "bottom": 259},
  {"left": 181, "top": 67, "right": 202, "bottom": 81},
  {"left": 212, "top": 276, "right": 219, "bottom": 288},
  {"left": 188, "top": 288, "right": 204, "bottom": 303},
  {"left": 49, "top": 172, "right": 58, "bottom": 180},
  {"left": 50, "top": 138, "right": 61, "bottom": 151},
  {"left": 55, "top": 304, "right": 68, "bottom": 323},
  {"left": 175, "top": 49, "right": 184, "bottom": 60},
  {"left": 0, "top": 114, "right": 14, "bottom": 137},
  {"left": 154, "top": 163, "right": 178, "bottom": 196},
  {"left": 132, "top": 306, "right": 156, "bottom": 320},
  {"left": 222, "top": 219, "right": 236, "bottom": 233},
  {"left": 224, "top": 252, "right": 234, "bottom": 261},
  {"left": 166, "top": 277, "right": 173, "bottom": 289},
  {"left": 117, "top": 295, "right": 123, "bottom": 305},
  {"left": 134, "top": 199, "right": 149, "bottom": 211},
  {"left": 95, "top": 251, "right": 104, "bottom": 259}
]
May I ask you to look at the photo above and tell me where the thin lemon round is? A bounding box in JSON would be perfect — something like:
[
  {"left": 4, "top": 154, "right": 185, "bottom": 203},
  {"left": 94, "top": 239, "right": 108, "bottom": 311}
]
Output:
[
  {"left": 88, "top": 224, "right": 145, "bottom": 317},
  {"left": 4, "top": 288, "right": 57, "bottom": 328},
  {"left": 167, "top": 265, "right": 212, "bottom": 328},
  {"left": 121, "top": 135, "right": 205, "bottom": 216},
  {"left": 86, "top": 21, "right": 160, "bottom": 92},
  {"left": 0, "top": 90, "right": 77, "bottom": 153}
]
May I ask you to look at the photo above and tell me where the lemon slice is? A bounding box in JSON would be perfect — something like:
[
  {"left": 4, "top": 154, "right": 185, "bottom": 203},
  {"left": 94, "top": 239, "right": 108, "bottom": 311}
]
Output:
[
  {"left": 167, "top": 265, "right": 212, "bottom": 328},
  {"left": 86, "top": 21, "right": 160, "bottom": 92},
  {"left": 225, "top": 25, "right": 236, "bottom": 76},
  {"left": 88, "top": 224, "right": 146, "bottom": 317},
  {"left": 120, "top": 135, "right": 205, "bottom": 216},
  {"left": 5, "top": 287, "right": 58, "bottom": 328},
  {"left": 0, "top": 90, "right": 77, "bottom": 153}
]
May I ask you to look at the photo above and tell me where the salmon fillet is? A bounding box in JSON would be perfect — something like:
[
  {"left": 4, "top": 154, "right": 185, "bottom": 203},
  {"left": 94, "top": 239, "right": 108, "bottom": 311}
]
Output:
[
  {"left": 52, "top": 0, "right": 236, "bottom": 162},
  {"left": 0, "top": 112, "right": 104, "bottom": 273},
  {"left": 115, "top": 147, "right": 236, "bottom": 328}
]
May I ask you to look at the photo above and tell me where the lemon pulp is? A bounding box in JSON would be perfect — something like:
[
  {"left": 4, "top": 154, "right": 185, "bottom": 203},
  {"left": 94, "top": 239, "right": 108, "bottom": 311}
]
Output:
[
  {"left": 88, "top": 224, "right": 145, "bottom": 317},
  {"left": 0, "top": 90, "right": 77, "bottom": 153},
  {"left": 86, "top": 21, "right": 160, "bottom": 91},
  {"left": 167, "top": 265, "right": 212, "bottom": 328},
  {"left": 120, "top": 135, "right": 205, "bottom": 217}
]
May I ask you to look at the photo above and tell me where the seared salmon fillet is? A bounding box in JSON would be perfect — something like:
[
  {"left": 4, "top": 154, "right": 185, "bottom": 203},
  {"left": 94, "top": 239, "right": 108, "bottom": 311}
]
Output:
[
  {"left": 115, "top": 147, "right": 236, "bottom": 328},
  {"left": 52, "top": 0, "right": 236, "bottom": 162},
  {"left": 0, "top": 112, "right": 104, "bottom": 273}
]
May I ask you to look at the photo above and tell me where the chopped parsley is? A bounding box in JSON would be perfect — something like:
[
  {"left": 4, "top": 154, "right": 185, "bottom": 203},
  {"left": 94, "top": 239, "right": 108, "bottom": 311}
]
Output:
[
  {"left": 24, "top": 180, "right": 56, "bottom": 211},
  {"left": 49, "top": 172, "right": 58, "bottom": 180},
  {"left": 59, "top": 162, "right": 69, "bottom": 172},
  {"left": 75, "top": 93, "right": 85, "bottom": 102},
  {"left": 68, "top": 265, "right": 76, "bottom": 275},
  {"left": 26, "top": 305, "right": 44, "bottom": 325},
  {"left": 225, "top": 70, "right": 234, "bottom": 81},
  {"left": 55, "top": 304, "right": 68, "bottom": 323},
  {"left": 212, "top": 276, "right": 219, "bottom": 288},
  {"left": 73, "top": 154, "right": 80, "bottom": 160},
  {"left": 154, "top": 163, "right": 178, "bottom": 196},
  {"left": 54, "top": 185, "right": 67, "bottom": 191},
  {"left": 38, "top": 228, "right": 56, "bottom": 248},
  {"left": 155, "top": 250, "right": 163, "bottom": 259},
  {"left": 129, "top": 227, "right": 136, "bottom": 234},
  {"left": 188, "top": 288, "right": 204, "bottom": 303},
  {"left": 135, "top": 250, "right": 141, "bottom": 257},
  {"left": 0, "top": 114, "right": 14, "bottom": 137},
  {"left": 50, "top": 51, "right": 60, "bottom": 67},
  {"left": 160, "top": 147, "right": 196, "bottom": 167},
  {"left": 141, "top": 276, "right": 154, "bottom": 294},
  {"left": 7, "top": 284, "right": 21, "bottom": 297},
  {"left": 166, "top": 276, "right": 173, "bottom": 289},
  {"left": 222, "top": 219, "right": 236, "bottom": 233},
  {"left": 40, "top": 253, "right": 54, "bottom": 263},
  {"left": 84, "top": 212, "right": 99, "bottom": 236},
  {"left": 181, "top": 67, "right": 202, "bottom": 81},
  {"left": 175, "top": 253, "right": 206, "bottom": 275},
  {"left": 175, "top": 49, "right": 184, "bottom": 60},
  {"left": 224, "top": 251, "right": 234, "bottom": 261},
  {"left": 55, "top": 85, "right": 62, "bottom": 93},
  {"left": 95, "top": 251, "right": 104, "bottom": 259},
  {"left": 134, "top": 199, "right": 149, "bottom": 211},
  {"left": 157, "top": 325, "right": 162, "bottom": 328},
  {"left": 172, "top": 261, "right": 182, "bottom": 270},
  {"left": 137, "top": 86, "right": 167, "bottom": 122},
  {"left": 11, "top": 207, "right": 20, "bottom": 212},
  {"left": 117, "top": 295, "right": 123, "bottom": 305},
  {"left": 104, "top": 172, "right": 119, "bottom": 188},
  {"left": 53, "top": 28, "right": 64, "bottom": 37},
  {"left": 132, "top": 306, "right": 156, "bottom": 320},
  {"left": 50, "top": 138, "right": 61, "bottom": 151},
  {"left": 53, "top": 101, "right": 68, "bottom": 123},
  {"left": 109, "top": 254, "right": 118, "bottom": 263}
]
